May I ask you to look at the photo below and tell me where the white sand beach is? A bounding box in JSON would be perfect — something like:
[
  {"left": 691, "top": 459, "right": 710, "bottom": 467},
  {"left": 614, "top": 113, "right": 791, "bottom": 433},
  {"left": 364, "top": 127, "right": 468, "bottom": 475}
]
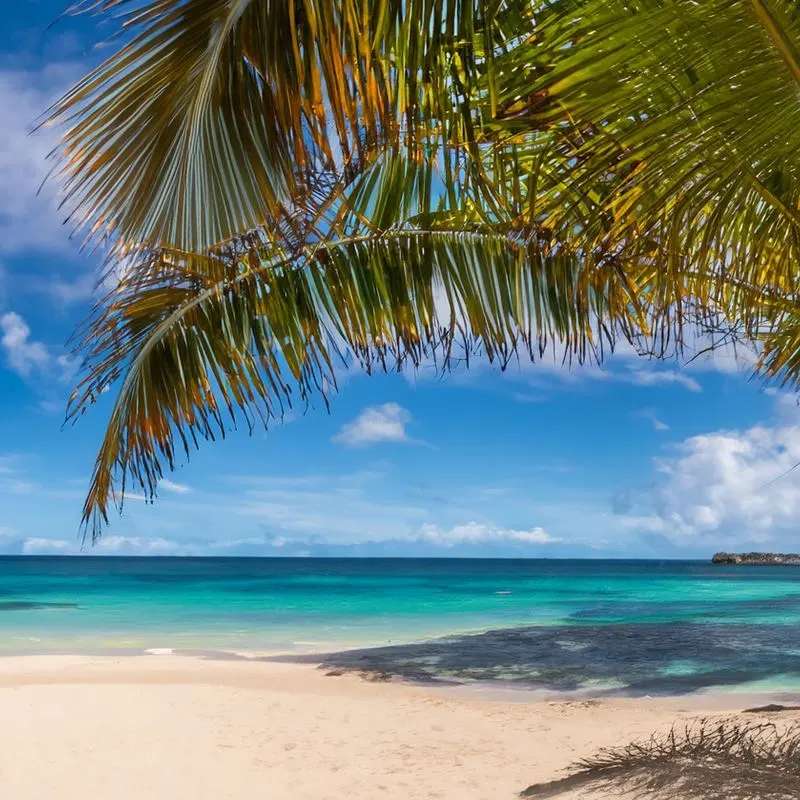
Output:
[{"left": 0, "top": 654, "right": 792, "bottom": 800}]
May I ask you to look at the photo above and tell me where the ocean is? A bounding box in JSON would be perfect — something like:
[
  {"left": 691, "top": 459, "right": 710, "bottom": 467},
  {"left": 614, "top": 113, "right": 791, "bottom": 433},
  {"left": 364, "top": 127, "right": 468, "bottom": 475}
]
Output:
[{"left": 2, "top": 556, "right": 800, "bottom": 695}]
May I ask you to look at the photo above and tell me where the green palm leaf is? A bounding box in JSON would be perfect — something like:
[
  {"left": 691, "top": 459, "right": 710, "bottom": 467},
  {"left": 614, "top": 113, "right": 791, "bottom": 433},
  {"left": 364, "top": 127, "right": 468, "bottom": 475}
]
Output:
[
  {"left": 70, "top": 224, "right": 648, "bottom": 539},
  {"left": 516, "top": 0, "right": 800, "bottom": 339},
  {"left": 51, "top": 0, "right": 797, "bottom": 537},
  {"left": 48, "top": 0, "right": 538, "bottom": 253}
]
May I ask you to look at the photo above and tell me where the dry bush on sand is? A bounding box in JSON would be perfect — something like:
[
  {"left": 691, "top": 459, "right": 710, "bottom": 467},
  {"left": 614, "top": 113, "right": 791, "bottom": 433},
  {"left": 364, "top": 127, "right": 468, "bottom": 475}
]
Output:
[{"left": 522, "top": 718, "right": 800, "bottom": 800}]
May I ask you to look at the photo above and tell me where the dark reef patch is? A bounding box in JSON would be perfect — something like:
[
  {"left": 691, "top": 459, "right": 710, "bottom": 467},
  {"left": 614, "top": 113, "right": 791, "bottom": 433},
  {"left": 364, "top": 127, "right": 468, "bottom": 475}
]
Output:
[
  {"left": 0, "top": 601, "right": 79, "bottom": 612},
  {"left": 273, "top": 622, "right": 800, "bottom": 695}
]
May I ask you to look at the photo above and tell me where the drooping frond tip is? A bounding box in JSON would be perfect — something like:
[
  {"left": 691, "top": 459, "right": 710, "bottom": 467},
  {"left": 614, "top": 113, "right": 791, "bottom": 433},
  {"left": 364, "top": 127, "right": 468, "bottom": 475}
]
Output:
[
  {"left": 70, "top": 225, "right": 657, "bottom": 541},
  {"left": 52, "top": 0, "right": 800, "bottom": 542}
]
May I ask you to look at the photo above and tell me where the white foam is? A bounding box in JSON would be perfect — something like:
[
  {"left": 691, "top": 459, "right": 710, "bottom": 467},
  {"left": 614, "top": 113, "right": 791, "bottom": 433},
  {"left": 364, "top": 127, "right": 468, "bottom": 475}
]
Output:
[{"left": 144, "top": 648, "right": 174, "bottom": 656}]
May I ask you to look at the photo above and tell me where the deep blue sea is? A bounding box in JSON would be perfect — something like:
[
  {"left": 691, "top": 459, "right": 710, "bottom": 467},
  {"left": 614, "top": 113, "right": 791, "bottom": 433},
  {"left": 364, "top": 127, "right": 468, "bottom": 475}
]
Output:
[{"left": 3, "top": 556, "right": 800, "bottom": 695}]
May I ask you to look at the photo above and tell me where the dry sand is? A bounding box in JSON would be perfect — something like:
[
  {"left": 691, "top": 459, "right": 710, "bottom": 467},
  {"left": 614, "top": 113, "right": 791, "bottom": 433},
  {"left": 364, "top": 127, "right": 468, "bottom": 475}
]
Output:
[{"left": 0, "top": 654, "right": 792, "bottom": 800}]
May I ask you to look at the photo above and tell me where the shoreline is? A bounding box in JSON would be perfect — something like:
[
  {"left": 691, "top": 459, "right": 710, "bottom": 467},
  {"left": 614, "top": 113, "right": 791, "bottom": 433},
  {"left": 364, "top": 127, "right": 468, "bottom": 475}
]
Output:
[
  {"left": 1, "top": 647, "right": 798, "bottom": 706},
  {"left": 0, "top": 654, "right": 797, "bottom": 799},
  {"left": 0, "top": 650, "right": 788, "bottom": 703}
]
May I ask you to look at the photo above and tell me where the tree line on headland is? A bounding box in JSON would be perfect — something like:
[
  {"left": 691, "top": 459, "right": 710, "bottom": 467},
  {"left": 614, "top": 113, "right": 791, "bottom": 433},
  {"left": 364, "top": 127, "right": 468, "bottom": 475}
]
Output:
[{"left": 712, "top": 553, "right": 800, "bottom": 566}]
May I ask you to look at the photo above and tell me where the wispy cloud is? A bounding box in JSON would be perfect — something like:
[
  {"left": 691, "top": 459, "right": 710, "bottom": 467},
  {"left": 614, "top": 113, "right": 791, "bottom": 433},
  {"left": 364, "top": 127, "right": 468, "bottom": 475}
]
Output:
[
  {"left": 159, "top": 478, "right": 191, "bottom": 495},
  {"left": 511, "top": 391, "right": 547, "bottom": 403},
  {"left": 0, "top": 63, "right": 81, "bottom": 255},
  {"left": 332, "top": 403, "right": 418, "bottom": 447},
  {"left": 238, "top": 485, "right": 427, "bottom": 541},
  {"left": 9, "top": 534, "right": 181, "bottom": 556},
  {"left": 624, "top": 369, "right": 702, "bottom": 393},
  {"left": 418, "top": 521, "right": 558, "bottom": 546},
  {"left": 1, "top": 524, "right": 563, "bottom": 557},
  {"left": 32, "top": 271, "right": 97, "bottom": 306},
  {"left": 636, "top": 409, "right": 670, "bottom": 432},
  {"left": 0, "top": 469, "right": 82, "bottom": 501},
  {"left": 0, "top": 462, "right": 637, "bottom": 556},
  {"left": 414, "top": 343, "right": 707, "bottom": 399},
  {"left": 120, "top": 492, "right": 149, "bottom": 503}
]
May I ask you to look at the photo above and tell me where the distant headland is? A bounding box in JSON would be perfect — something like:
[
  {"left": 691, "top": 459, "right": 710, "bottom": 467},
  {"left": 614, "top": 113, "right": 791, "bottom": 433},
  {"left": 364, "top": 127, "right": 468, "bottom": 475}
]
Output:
[{"left": 711, "top": 552, "right": 800, "bottom": 565}]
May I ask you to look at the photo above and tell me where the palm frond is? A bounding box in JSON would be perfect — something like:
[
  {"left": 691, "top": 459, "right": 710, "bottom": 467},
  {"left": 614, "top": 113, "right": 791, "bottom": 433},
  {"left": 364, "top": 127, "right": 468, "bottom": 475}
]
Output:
[
  {"left": 513, "top": 0, "right": 800, "bottom": 340},
  {"left": 47, "top": 0, "right": 539, "bottom": 253},
  {"left": 53, "top": 0, "right": 800, "bottom": 539},
  {"left": 70, "top": 223, "right": 646, "bottom": 539}
]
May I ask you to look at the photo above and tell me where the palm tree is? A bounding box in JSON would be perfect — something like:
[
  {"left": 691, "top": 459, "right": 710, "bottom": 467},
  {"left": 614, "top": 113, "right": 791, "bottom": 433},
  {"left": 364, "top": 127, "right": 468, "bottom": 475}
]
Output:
[{"left": 49, "top": 0, "right": 796, "bottom": 538}]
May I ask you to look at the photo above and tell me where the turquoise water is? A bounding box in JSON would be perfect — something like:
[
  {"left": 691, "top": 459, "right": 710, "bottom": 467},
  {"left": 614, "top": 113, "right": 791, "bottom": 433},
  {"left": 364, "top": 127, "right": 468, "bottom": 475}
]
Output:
[{"left": 3, "top": 557, "right": 800, "bottom": 694}]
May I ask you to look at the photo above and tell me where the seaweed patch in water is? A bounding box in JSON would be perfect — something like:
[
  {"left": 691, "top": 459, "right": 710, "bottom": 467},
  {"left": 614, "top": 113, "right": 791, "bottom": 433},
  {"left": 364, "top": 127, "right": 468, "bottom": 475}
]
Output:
[
  {"left": 273, "top": 622, "right": 800, "bottom": 695},
  {"left": 0, "top": 601, "right": 79, "bottom": 611}
]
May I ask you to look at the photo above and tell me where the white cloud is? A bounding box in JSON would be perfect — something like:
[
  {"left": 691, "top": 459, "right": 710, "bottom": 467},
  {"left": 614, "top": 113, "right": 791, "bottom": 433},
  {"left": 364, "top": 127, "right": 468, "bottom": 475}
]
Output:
[
  {"left": 0, "top": 311, "right": 77, "bottom": 383},
  {"left": 637, "top": 409, "right": 670, "bottom": 432},
  {"left": 0, "top": 455, "right": 17, "bottom": 475},
  {"left": 94, "top": 535, "right": 181, "bottom": 556},
  {"left": 332, "top": 403, "right": 415, "bottom": 447},
  {"left": 0, "top": 63, "right": 101, "bottom": 312},
  {"left": 0, "top": 470, "right": 82, "bottom": 500},
  {"left": 412, "top": 342, "right": 708, "bottom": 398},
  {"left": 5, "top": 479, "right": 38, "bottom": 495},
  {"left": 0, "top": 312, "right": 50, "bottom": 377},
  {"left": 239, "top": 491, "right": 426, "bottom": 540},
  {"left": 4, "top": 524, "right": 561, "bottom": 557},
  {"left": 231, "top": 470, "right": 428, "bottom": 541},
  {"left": 418, "top": 521, "right": 558, "bottom": 546},
  {"left": 21, "top": 537, "right": 74, "bottom": 555},
  {"left": 15, "top": 535, "right": 180, "bottom": 556},
  {"left": 622, "top": 420, "right": 800, "bottom": 545},
  {"left": 624, "top": 369, "right": 702, "bottom": 393},
  {"left": 120, "top": 492, "right": 148, "bottom": 503},
  {"left": 680, "top": 328, "right": 759, "bottom": 376},
  {"left": 512, "top": 391, "right": 547, "bottom": 403},
  {"left": 56, "top": 353, "right": 80, "bottom": 383},
  {"left": 159, "top": 478, "right": 191, "bottom": 495},
  {"left": 0, "top": 63, "right": 80, "bottom": 255},
  {"left": 35, "top": 271, "right": 97, "bottom": 305}
]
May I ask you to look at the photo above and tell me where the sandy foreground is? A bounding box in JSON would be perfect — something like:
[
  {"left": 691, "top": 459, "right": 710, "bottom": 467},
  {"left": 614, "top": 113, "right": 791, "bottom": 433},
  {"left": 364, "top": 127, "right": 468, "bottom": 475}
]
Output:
[{"left": 0, "top": 654, "right": 794, "bottom": 800}]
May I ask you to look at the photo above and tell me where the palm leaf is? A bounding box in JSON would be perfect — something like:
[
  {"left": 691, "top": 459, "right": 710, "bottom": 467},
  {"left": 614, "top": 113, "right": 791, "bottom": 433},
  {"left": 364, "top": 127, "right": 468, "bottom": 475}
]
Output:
[
  {"left": 47, "top": 0, "right": 539, "bottom": 253},
  {"left": 52, "top": 0, "right": 795, "bottom": 538},
  {"left": 70, "top": 222, "right": 648, "bottom": 539},
  {"left": 512, "top": 0, "right": 800, "bottom": 341}
]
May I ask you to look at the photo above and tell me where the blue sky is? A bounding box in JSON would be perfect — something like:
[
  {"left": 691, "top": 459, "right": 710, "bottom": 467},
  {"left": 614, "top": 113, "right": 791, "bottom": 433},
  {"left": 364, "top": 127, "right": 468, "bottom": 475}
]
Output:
[{"left": 1, "top": 2, "right": 798, "bottom": 558}]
